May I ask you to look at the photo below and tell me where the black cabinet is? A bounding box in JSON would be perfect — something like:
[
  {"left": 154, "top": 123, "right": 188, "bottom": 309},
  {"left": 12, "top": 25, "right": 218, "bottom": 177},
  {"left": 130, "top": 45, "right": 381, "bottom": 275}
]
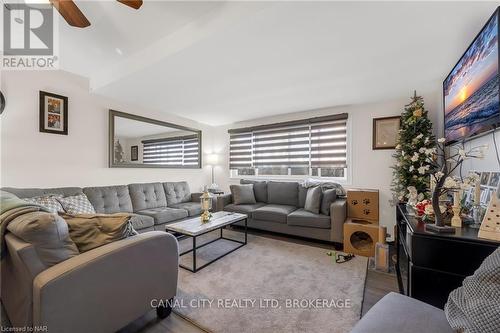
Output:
[{"left": 395, "top": 204, "right": 499, "bottom": 309}]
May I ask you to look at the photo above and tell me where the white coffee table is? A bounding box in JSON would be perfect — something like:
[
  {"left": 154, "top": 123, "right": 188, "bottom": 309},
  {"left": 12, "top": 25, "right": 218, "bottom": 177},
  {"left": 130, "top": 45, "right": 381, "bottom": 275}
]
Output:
[{"left": 165, "top": 211, "right": 248, "bottom": 272}]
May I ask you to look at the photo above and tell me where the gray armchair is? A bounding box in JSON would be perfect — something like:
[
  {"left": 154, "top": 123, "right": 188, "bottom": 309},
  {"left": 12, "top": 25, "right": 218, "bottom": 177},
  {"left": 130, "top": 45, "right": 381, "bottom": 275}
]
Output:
[
  {"left": 2, "top": 231, "right": 179, "bottom": 333},
  {"left": 350, "top": 292, "right": 452, "bottom": 333}
]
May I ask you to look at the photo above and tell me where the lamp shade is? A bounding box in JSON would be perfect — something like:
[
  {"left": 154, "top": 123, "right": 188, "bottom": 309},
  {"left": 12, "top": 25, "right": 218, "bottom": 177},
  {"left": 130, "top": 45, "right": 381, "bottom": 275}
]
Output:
[{"left": 206, "top": 153, "right": 219, "bottom": 165}]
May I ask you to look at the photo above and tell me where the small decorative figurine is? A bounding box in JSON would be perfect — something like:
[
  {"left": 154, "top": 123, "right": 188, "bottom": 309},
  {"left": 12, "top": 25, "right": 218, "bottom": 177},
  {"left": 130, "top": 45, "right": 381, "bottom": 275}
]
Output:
[
  {"left": 478, "top": 191, "right": 500, "bottom": 241},
  {"left": 200, "top": 187, "right": 213, "bottom": 223}
]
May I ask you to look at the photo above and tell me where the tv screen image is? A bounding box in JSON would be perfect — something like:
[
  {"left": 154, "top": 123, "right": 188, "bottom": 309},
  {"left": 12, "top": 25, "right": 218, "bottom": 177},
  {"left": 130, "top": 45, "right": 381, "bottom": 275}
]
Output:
[{"left": 444, "top": 9, "right": 500, "bottom": 144}]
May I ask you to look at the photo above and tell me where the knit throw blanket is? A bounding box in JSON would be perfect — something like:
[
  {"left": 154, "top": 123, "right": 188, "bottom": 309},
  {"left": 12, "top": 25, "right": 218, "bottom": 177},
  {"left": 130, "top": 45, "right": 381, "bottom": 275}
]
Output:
[
  {"left": 445, "top": 246, "right": 500, "bottom": 333},
  {"left": 0, "top": 190, "right": 47, "bottom": 259},
  {"left": 300, "top": 178, "right": 346, "bottom": 196}
]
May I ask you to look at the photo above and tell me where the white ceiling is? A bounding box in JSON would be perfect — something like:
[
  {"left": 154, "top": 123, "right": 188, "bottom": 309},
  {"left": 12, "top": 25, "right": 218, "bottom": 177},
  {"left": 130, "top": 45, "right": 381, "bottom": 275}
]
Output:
[{"left": 54, "top": 1, "right": 500, "bottom": 126}]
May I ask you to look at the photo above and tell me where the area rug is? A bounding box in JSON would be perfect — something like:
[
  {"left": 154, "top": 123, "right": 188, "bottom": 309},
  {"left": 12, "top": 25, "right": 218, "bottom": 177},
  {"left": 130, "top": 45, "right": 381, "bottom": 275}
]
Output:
[{"left": 174, "top": 230, "right": 368, "bottom": 333}]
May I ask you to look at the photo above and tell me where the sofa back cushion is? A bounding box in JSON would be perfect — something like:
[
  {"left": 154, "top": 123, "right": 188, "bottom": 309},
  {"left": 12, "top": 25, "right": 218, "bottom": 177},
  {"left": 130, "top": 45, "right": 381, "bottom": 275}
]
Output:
[
  {"left": 2, "top": 187, "right": 83, "bottom": 199},
  {"left": 320, "top": 189, "right": 337, "bottom": 216},
  {"left": 128, "top": 183, "right": 167, "bottom": 211},
  {"left": 267, "top": 181, "right": 298, "bottom": 206},
  {"left": 298, "top": 186, "right": 308, "bottom": 208},
  {"left": 83, "top": 185, "right": 133, "bottom": 214},
  {"left": 163, "top": 182, "right": 191, "bottom": 205},
  {"left": 7, "top": 211, "right": 79, "bottom": 267},
  {"left": 240, "top": 180, "right": 268, "bottom": 203}
]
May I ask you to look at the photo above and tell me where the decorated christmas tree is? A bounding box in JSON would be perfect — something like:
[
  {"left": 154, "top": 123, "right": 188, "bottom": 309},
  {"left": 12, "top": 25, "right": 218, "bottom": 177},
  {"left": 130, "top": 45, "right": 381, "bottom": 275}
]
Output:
[{"left": 392, "top": 92, "right": 435, "bottom": 202}]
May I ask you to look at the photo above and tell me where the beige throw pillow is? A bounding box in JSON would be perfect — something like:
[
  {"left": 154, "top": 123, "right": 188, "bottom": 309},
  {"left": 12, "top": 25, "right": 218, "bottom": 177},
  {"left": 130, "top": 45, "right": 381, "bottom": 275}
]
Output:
[{"left": 62, "top": 213, "right": 138, "bottom": 253}]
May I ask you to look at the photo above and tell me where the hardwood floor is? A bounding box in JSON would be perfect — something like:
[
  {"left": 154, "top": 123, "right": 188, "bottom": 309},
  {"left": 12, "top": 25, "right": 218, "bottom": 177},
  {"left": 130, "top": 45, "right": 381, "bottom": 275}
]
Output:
[
  {"left": 119, "top": 311, "right": 206, "bottom": 333},
  {"left": 121, "top": 227, "right": 399, "bottom": 333},
  {"left": 361, "top": 269, "right": 399, "bottom": 316}
]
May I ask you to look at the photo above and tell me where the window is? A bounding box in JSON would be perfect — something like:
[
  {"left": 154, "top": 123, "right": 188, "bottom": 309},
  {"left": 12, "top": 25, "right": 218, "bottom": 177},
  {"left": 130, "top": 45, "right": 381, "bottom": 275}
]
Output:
[
  {"left": 229, "top": 113, "right": 348, "bottom": 179},
  {"left": 142, "top": 135, "right": 199, "bottom": 166}
]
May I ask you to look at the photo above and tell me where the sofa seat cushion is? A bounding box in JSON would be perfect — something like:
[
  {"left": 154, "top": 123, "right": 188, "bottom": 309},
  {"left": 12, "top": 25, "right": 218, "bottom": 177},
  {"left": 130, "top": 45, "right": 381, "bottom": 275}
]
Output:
[
  {"left": 129, "top": 214, "right": 155, "bottom": 230},
  {"left": 169, "top": 202, "right": 202, "bottom": 216},
  {"left": 136, "top": 207, "right": 188, "bottom": 224},
  {"left": 287, "top": 209, "right": 330, "bottom": 229},
  {"left": 253, "top": 204, "right": 297, "bottom": 224},
  {"left": 350, "top": 292, "right": 453, "bottom": 333},
  {"left": 224, "top": 203, "right": 266, "bottom": 218}
]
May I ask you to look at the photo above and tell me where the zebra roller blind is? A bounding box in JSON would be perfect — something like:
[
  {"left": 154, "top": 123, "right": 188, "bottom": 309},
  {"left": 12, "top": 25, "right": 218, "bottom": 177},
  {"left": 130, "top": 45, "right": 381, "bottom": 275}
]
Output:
[
  {"left": 229, "top": 113, "right": 348, "bottom": 177},
  {"left": 142, "top": 134, "right": 199, "bottom": 166}
]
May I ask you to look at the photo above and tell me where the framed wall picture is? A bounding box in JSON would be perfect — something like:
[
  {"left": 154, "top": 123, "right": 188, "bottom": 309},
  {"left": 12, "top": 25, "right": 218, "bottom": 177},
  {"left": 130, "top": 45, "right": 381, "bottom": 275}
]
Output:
[
  {"left": 131, "top": 145, "right": 138, "bottom": 161},
  {"left": 372, "top": 116, "right": 401, "bottom": 150},
  {"left": 480, "top": 172, "right": 491, "bottom": 186},
  {"left": 39, "top": 91, "right": 68, "bottom": 135},
  {"left": 0, "top": 91, "right": 5, "bottom": 115},
  {"left": 489, "top": 172, "right": 500, "bottom": 187}
]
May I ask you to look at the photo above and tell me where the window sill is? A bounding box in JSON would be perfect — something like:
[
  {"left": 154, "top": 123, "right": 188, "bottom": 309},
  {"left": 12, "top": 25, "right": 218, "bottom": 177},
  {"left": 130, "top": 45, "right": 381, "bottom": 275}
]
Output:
[{"left": 229, "top": 175, "right": 350, "bottom": 185}]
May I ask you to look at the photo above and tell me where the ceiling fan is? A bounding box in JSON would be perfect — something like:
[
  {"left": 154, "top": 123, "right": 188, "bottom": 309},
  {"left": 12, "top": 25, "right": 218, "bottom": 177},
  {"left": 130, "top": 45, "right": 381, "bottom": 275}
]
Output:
[{"left": 49, "top": 0, "right": 143, "bottom": 28}]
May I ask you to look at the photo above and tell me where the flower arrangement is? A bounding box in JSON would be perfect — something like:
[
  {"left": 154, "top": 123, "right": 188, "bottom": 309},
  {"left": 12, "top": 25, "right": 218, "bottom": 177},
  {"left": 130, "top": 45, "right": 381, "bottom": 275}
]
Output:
[
  {"left": 415, "top": 199, "right": 432, "bottom": 217},
  {"left": 422, "top": 139, "right": 486, "bottom": 232}
]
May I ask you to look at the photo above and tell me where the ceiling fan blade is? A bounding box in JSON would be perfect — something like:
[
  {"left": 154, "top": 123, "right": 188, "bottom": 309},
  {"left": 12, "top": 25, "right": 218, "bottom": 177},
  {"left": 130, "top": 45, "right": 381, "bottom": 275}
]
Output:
[
  {"left": 117, "top": 0, "right": 143, "bottom": 10},
  {"left": 49, "top": 0, "right": 90, "bottom": 28}
]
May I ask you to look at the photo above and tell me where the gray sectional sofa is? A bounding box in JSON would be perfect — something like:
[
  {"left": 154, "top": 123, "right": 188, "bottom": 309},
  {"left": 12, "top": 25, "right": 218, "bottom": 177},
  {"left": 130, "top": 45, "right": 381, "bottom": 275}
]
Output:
[
  {"left": 1, "top": 183, "right": 192, "bottom": 333},
  {"left": 217, "top": 180, "right": 347, "bottom": 243},
  {"left": 3, "top": 181, "right": 204, "bottom": 232}
]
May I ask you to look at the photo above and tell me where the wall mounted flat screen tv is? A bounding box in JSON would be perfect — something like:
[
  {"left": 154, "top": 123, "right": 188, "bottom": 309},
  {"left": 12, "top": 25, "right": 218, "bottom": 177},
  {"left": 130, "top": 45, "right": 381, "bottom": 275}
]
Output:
[{"left": 444, "top": 7, "right": 500, "bottom": 145}]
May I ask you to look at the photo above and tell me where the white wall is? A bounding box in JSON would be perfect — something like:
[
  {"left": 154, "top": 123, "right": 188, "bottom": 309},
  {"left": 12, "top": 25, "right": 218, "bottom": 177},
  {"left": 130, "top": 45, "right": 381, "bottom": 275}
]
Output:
[
  {"left": 450, "top": 131, "right": 500, "bottom": 177},
  {"left": 209, "top": 92, "right": 442, "bottom": 236},
  {"left": 0, "top": 70, "right": 212, "bottom": 191},
  {"left": 10, "top": 69, "right": 496, "bottom": 237}
]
